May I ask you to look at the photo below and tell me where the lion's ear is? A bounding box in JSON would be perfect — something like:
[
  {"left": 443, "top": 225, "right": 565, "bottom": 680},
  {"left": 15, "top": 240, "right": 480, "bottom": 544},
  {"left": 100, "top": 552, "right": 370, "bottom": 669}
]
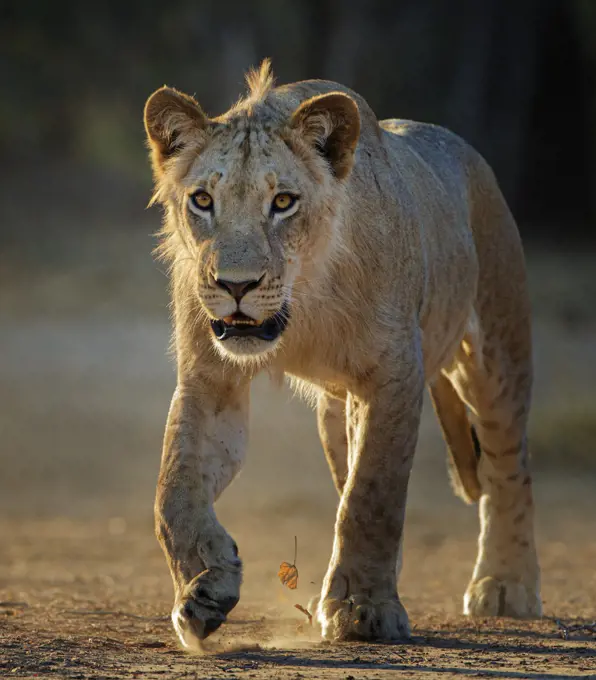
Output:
[
  {"left": 290, "top": 92, "right": 360, "bottom": 180},
  {"left": 144, "top": 86, "right": 208, "bottom": 173}
]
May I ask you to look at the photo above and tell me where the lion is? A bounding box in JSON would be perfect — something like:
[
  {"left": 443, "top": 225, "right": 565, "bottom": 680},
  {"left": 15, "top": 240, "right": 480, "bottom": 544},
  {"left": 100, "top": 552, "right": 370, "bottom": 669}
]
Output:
[{"left": 143, "top": 60, "right": 541, "bottom": 648}]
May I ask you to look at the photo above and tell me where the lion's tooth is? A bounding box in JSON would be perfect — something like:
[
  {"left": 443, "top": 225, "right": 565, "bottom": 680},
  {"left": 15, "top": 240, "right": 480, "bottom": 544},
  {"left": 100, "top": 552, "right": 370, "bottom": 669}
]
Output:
[
  {"left": 231, "top": 320, "right": 257, "bottom": 326},
  {"left": 221, "top": 315, "right": 263, "bottom": 327}
]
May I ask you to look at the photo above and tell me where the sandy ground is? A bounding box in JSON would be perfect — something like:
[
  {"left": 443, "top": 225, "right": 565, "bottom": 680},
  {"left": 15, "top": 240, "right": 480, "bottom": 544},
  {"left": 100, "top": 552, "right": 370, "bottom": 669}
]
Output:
[
  {"left": 1, "top": 505, "right": 596, "bottom": 680},
  {"left": 1, "top": 247, "right": 596, "bottom": 678}
]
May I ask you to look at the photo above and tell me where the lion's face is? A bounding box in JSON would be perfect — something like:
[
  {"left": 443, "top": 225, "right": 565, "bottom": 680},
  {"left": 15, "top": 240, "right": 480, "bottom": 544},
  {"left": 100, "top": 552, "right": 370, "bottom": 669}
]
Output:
[
  {"left": 177, "top": 124, "right": 329, "bottom": 359},
  {"left": 145, "top": 85, "right": 360, "bottom": 361}
]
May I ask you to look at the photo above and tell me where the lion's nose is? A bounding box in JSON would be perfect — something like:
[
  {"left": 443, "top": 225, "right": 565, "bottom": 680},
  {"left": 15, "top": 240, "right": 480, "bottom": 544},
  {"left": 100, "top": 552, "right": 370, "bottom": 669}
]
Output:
[{"left": 213, "top": 275, "right": 265, "bottom": 302}]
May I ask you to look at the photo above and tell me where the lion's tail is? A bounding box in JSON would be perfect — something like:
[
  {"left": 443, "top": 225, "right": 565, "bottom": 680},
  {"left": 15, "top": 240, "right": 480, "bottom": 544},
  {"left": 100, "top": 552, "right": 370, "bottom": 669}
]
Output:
[{"left": 429, "top": 375, "right": 482, "bottom": 504}]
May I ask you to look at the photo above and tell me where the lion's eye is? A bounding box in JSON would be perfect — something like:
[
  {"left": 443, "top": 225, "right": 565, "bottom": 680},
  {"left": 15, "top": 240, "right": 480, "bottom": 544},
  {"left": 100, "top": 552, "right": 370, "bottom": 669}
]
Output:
[
  {"left": 271, "top": 193, "right": 297, "bottom": 214},
  {"left": 189, "top": 191, "right": 213, "bottom": 213}
]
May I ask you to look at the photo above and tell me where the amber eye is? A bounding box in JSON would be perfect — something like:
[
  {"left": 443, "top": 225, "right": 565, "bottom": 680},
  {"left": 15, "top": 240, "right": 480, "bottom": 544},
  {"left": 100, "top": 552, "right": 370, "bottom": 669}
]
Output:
[
  {"left": 189, "top": 190, "right": 213, "bottom": 213},
  {"left": 271, "top": 193, "right": 297, "bottom": 213}
]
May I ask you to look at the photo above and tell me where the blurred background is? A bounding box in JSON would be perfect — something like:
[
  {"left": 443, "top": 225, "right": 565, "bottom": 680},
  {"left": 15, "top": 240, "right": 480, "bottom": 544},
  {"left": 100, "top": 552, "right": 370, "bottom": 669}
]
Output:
[{"left": 1, "top": 0, "right": 595, "bottom": 572}]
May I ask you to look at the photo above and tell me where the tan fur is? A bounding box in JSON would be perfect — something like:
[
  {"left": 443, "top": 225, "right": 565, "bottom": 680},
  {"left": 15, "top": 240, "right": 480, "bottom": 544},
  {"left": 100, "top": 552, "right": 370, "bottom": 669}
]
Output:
[
  {"left": 429, "top": 373, "right": 482, "bottom": 503},
  {"left": 144, "top": 61, "right": 541, "bottom": 647}
]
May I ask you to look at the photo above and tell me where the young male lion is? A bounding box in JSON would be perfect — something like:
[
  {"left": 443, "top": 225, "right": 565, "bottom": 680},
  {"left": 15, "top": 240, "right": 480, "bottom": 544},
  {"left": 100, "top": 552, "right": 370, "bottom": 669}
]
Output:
[{"left": 144, "top": 60, "right": 540, "bottom": 648}]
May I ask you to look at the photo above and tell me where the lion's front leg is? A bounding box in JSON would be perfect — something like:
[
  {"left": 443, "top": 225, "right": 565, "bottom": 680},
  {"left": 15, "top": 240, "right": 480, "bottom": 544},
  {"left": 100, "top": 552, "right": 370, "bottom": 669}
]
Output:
[
  {"left": 317, "top": 351, "right": 424, "bottom": 641},
  {"left": 155, "top": 379, "right": 249, "bottom": 649}
]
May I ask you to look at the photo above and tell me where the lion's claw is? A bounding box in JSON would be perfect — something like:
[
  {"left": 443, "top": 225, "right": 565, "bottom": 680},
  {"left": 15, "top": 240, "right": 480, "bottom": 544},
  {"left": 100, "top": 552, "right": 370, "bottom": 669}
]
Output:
[{"left": 172, "top": 568, "right": 240, "bottom": 648}]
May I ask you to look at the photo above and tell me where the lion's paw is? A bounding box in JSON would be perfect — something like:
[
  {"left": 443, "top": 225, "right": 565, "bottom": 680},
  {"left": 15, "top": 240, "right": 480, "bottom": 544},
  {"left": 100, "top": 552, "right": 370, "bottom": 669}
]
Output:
[
  {"left": 172, "top": 567, "right": 240, "bottom": 649},
  {"left": 317, "top": 595, "right": 410, "bottom": 642},
  {"left": 464, "top": 576, "right": 541, "bottom": 618}
]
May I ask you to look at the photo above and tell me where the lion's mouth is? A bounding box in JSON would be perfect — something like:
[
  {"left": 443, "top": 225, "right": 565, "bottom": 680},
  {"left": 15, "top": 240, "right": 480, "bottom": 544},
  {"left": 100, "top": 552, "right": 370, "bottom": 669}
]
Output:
[{"left": 210, "top": 302, "right": 290, "bottom": 342}]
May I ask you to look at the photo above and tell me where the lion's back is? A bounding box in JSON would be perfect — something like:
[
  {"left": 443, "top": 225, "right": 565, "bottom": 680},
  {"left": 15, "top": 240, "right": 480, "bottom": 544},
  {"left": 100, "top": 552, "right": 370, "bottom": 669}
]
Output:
[{"left": 380, "top": 119, "right": 475, "bottom": 204}]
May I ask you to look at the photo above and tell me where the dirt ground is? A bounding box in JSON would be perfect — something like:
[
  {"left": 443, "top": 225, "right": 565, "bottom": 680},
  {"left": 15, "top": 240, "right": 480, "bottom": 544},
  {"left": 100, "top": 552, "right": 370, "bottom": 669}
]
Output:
[{"left": 1, "top": 241, "right": 595, "bottom": 679}]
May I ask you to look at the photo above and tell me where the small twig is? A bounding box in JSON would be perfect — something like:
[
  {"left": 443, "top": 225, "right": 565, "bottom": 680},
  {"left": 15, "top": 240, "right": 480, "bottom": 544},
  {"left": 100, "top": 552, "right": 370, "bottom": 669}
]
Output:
[
  {"left": 294, "top": 604, "right": 312, "bottom": 625},
  {"left": 63, "top": 609, "right": 168, "bottom": 622},
  {"left": 549, "top": 617, "right": 596, "bottom": 640}
]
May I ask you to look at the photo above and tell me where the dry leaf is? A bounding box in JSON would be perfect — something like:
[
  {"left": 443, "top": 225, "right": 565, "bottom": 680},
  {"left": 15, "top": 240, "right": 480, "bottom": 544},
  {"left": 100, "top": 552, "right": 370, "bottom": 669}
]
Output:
[
  {"left": 278, "top": 562, "right": 299, "bottom": 589},
  {"left": 278, "top": 536, "right": 299, "bottom": 590}
]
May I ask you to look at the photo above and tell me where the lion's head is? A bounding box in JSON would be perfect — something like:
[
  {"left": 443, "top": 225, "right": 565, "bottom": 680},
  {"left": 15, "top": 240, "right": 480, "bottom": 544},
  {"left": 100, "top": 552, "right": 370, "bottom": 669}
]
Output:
[{"left": 144, "top": 61, "right": 360, "bottom": 360}]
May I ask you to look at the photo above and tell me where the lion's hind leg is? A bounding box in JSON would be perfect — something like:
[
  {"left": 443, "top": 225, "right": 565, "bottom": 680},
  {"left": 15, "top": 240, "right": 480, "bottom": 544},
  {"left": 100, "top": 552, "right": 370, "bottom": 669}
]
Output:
[
  {"left": 429, "top": 373, "right": 482, "bottom": 504},
  {"left": 317, "top": 392, "right": 349, "bottom": 495},
  {"left": 443, "top": 320, "right": 541, "bottom": 618}
]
